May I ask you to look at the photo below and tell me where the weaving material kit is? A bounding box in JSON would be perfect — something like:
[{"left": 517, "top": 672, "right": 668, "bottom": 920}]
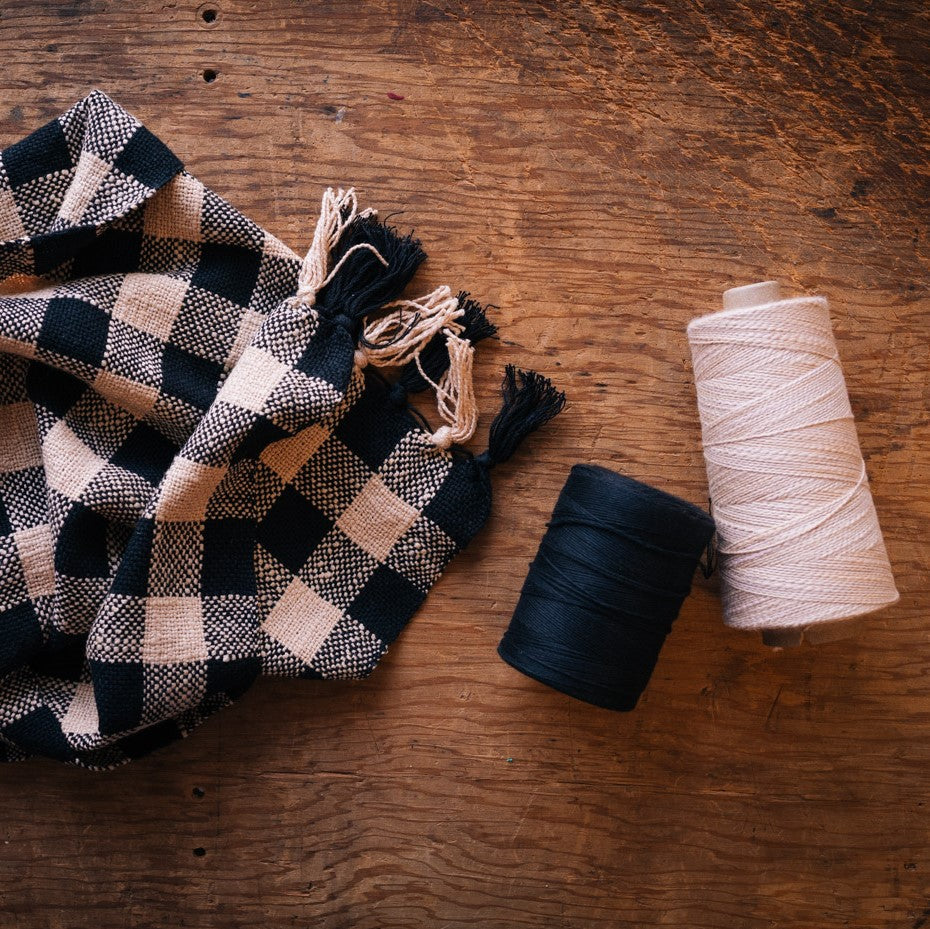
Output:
[{"left": 0, "top": 93, "right": 898, "bottom": 767}]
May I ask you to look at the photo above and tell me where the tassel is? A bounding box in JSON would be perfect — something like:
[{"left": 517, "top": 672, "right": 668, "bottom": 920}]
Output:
[
  {"left": 295, "top": 187, "right": 382, "bottom": 306},
  {"left": 476, "top": 366, "right": 566, "bottom": 469},
  {"left": 398, "top": 293, "right": 497, "bottom": 394},
  {"left": 429, "top": 332, "right": 478, "bottom": 448},
  {"left": 360, "top": 285, "right": 463, "bottom": 367},
  {"left": 315, "top": 212, "right": 426, "bottom": 323}
]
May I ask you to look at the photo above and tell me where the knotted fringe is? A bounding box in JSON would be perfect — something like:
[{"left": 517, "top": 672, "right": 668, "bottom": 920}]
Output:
[
  {"left": 295, "top": 187, "right": 384, "bottom": 305},
  {"left": 476, "top": 366, "right": 566, "bottom": 469},
  {"left": 358, "top": 285, "right": 479, "bottom": 448}
]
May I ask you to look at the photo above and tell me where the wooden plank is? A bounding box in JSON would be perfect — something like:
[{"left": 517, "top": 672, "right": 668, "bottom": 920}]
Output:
[{"left": 0, "top": 1, "right": 928, "bottom": 927}]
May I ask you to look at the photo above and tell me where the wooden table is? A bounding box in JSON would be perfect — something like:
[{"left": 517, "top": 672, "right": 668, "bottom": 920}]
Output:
[{"left": 1, "top": 2, "right": 927, "bottom": 927}]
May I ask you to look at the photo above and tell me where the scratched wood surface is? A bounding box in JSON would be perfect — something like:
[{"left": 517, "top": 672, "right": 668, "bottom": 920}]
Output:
[{"left": 0, "top": 1, "right": 928, "bottom": 927}]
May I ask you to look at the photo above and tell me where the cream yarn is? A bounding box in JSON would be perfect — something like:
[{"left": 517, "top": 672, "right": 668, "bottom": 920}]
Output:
[{"left": 687, "top": 282, "right": 898, "bottom": 637}]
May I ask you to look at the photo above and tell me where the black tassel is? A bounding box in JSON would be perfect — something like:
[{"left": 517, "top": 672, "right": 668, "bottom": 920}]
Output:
[
  {"left": 476, "top": 365, "right": 565, "bottom": 469},
  {"left": 397, "top": 293, "right": 498, "bottom": 394},
  {"left": 315, "top": 214, "right": 426, "bottom": 323}
]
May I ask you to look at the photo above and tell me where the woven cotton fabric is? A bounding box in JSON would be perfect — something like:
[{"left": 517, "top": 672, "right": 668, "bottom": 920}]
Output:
[{"left": 0, "top": 92, "right": 509, "bottom": 768}]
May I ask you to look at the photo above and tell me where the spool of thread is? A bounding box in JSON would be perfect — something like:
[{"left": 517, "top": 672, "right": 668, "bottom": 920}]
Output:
[
  {"left": 687, "top": 281, "right": 898, "bottom": 645},
  {"left": 498, "top": 464, "right": 715, "bottom": 711}
]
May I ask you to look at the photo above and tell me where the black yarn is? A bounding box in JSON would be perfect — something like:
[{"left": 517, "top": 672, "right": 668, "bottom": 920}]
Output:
[
  {"left": 498, "top": 464, "right": 715, "bottom": 712},
  {"left": 315, "top": 213, "right": 426, "bottom": 324},
  {"left": 477, "top": 366, "right": 566, "bottom": 469}
]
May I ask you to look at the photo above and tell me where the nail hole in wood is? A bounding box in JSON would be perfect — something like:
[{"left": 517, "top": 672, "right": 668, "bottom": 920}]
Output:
[
  {"left": 193, "top": 847, "right": 206, "bottom": 857},
  {"left": 202, "top": 8, "right": 218, "bottom": 23},
  {"left": 192, "top": 786, "right": 205, "bottom": 798},
  {"left": 202, "top": 69, "right": 218, "bottom": 83}
]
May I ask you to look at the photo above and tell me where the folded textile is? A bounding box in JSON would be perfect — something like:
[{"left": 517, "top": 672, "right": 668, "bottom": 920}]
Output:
[{"left": 0, "top": 91, "right": 563, "bottom": 767}]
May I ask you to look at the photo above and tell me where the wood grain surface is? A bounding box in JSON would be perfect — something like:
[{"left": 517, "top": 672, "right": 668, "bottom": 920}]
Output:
[{"left": 0, "top": 2, "right": 928, "bottom": 927}]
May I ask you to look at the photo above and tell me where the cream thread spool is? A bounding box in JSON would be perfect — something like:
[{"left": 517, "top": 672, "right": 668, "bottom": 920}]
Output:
[{"left": 688, "top": 281, "right": 899, "bottom": 646}]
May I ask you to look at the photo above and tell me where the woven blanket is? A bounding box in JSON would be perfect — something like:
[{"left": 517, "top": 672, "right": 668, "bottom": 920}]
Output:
[{"left": 0, "top": 91, "right": 563, "bottom": 768}]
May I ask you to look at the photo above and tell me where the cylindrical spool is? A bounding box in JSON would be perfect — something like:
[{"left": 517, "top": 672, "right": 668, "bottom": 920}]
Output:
[
  {"left": 687, "top": 281, "right": 898, "bottom": 644},
  {"left": 498, "top": 464, "right": 715, "bottom": 711}
]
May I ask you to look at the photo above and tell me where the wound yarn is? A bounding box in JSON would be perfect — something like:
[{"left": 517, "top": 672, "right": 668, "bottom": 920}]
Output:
[
  {"left": 687, "top": 281, "right": 899, "bottom": 639},
  {"left": 498, "top": 465, "right": 715, "bottom": 711}
]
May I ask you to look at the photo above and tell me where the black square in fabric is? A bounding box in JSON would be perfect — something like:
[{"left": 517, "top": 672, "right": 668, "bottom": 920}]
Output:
[
  {"left": 111, "top": 422, "right": 178, "bottom": 485},
  {"left": 110, "top": 518, "right": 155, "bottom": 597},
  {"left": 112, "top": 125, "right": 183, "bottom": 190},
  {"left": 205, "top": 655, "right": 260, "bottom": 698},
  {"left": 2, "top": 706, "right": 74, "bottom": 762},
  {"left": 333, "top": 374, "right": 409, "bottom": 471},
  {"left": 161, "top": 344, "right": 223, "bottom": 411},
  {"left": 350, "top": 564, "right": 425, "bottom": 645},
  {"left": 25, "top": 362, "right": 88, "bottom": 417},
  {"left": 191, "top": 242, "right": 262, "bottom": 308},
  {"left": 31, "top": 225, "right": 99, "bottom": 275},
  {"left": 295, "top": 321, "right": 351, "bottom": 388},
  {"left": 230, "top": 415, "right": 290, "bottom": 465},
  {"left": 90, "top": 660, "right": 144, "bottom": 734},
  {"left": 70, "top": 227, "right": 144, "bottom": 277},
  {"left": 257, "top": 484, "right": 332, "bottom": 574},
  {"left": 27, "top": 630, "right": 86, "bottom": 681},
  {"left": 422, "top": 462, "right": 489, "bottom": 548},
  {"left": 37, "top": 296, "right": 110, "bottom": 368},
  {"left": 118, "top": 718, "right": 183, "bottom": 760},
  {"left": 0, "top": 601, "right": 42, "bottom": 676},
  {"left": 2, "top": 118, "right": 73, "bottom": 188},
  {"left": 55, "top": 502, "right": 111, "bottom": 578},
  {"left": 201, "top": 518, "right": 255, "bottom": 596}
]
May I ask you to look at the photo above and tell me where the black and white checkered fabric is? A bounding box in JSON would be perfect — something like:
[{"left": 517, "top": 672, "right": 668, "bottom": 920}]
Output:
[{"left": 0, "top": 91, "right": 529, "bottom": 768}]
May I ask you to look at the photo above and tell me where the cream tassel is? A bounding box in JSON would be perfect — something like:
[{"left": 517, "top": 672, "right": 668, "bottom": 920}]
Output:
[
  {"left": 294, "top": 187, "right": 387, "bottom": 307},
  {"left": 428, "top": 331, "right": 478, "bottom": 448},
  {"left": 360, "top": 285, "right": 464, "bottom": 367}
]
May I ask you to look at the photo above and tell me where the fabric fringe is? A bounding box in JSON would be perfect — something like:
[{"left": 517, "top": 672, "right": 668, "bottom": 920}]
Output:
[
  {"left": 397, "top": 293, "right": 497, "bottom": 395},
  {"left": 296, "top": 190, "right": 560, "bottom": 458},
  {"left": 476, "top": 366, "right": 566, "bottom": 469}
]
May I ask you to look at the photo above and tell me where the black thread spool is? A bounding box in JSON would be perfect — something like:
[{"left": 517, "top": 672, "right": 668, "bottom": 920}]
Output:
[{"left": 498, "top": 464, "right": 715, "bottom": 711}]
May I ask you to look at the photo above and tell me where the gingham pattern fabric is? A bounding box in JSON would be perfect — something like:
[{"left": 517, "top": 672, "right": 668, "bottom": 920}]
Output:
[{"left": 0, "top": 91, "right": 497, "bottom": 768}]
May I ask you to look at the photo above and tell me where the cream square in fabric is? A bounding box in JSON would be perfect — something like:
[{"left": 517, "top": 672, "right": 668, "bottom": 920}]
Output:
[
  {"left": 220, "top": 344, "right": 289, "bottom": 413},
  {"left": 156, "top": 458, "right": 227, "bottom": 521},
  {"left": 14, "top": 524, "right": 55, "bottom": 599},
  {"left": 142, "top": 596, "right": 209, "bottom": 665},
  {"left": 93, "top": 368, "right": 160, "bottom": 419},
  {"left": 0, "top": 401, "right": 40, "bottom": 473},
  {"left": 260, "top": 424, "right": 329, "bottom": 483},
  {"left": 262, "top": 231, "right": 299, "bottom": 262},
  {"left": 337, "top": 475, "right": 420, "bottom": 562},
  {"left": 58, "top": 150, "right": 111, "bottom": 224},
  {"left": 113, "top": 272, "right": 188, "bottom": 343},
  {"left": 44, "top": 420, "right": 107, "bottom": 501},
  {"left": 262, "top": 576, "right": 343, "bottom": 664},
  {"left": 226, "top": 308, "right": 265, "bottom": 368},
  {"left": 61, "top": 683, "right": 100, "bottom": 735},
  {"left": 0, "top": 187, "right": 24, "bottom": 239},
  {"left": 143, "top": 172, "right": 204, "bottom": 242}
]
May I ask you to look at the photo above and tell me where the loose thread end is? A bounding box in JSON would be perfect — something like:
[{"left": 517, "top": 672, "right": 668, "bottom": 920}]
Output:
[
  {"left": 479, "top": 365, "right": 566, "bottom": 469},
  {"left": 699, "top": 498, "right": 717, "bottom": 578}
]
